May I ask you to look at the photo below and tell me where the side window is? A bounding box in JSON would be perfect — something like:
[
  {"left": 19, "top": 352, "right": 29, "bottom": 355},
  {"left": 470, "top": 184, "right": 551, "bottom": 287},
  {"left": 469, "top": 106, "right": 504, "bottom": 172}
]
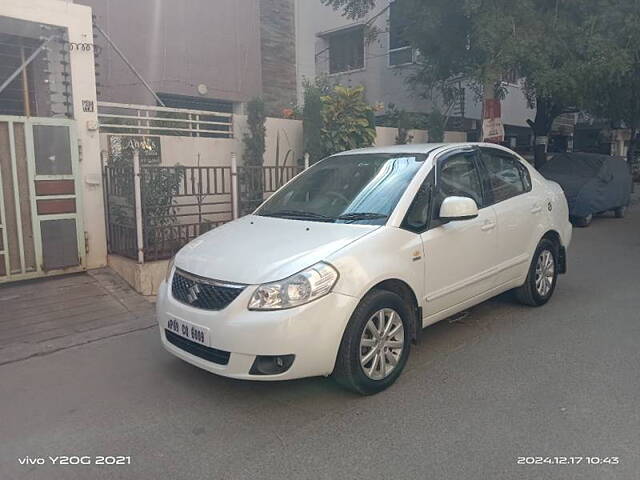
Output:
[
  {"left": 481, "top": 150, "right": 527, "bottom": 203},
  {"left": 438, "top": 153, "right": 484, "bottom": 208},
  {"left": 402, "top": 170, "right": 434, "bottom": 232},
  {"left": 518, "top": 162, "right": 532, "bottom": 192}
]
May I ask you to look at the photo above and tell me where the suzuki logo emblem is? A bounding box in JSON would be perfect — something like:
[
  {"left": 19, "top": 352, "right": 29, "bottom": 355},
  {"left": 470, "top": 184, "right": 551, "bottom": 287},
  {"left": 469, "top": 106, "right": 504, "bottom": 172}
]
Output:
[{"left": 186, "top": 284, "right": 201, "bottom": 304}]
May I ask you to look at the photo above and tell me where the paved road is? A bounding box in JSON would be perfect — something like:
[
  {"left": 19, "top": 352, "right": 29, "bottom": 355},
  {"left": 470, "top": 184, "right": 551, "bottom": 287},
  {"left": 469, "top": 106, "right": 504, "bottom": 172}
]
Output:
[{"left": 1, "top": 207, "right": 639, "bottom": 480}]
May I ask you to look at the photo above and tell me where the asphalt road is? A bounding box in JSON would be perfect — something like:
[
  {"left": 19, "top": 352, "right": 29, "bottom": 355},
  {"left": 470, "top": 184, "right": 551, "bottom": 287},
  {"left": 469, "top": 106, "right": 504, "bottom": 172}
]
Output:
[{"left": 1, "top": 207, "right": 639, "bottom": 480}]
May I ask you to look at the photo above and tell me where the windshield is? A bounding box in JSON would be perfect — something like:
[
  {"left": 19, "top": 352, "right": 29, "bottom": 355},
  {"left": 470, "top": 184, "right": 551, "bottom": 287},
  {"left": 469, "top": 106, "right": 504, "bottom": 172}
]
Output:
[{"left": 255, "top": 153, "right": 426, "bottom": 224}]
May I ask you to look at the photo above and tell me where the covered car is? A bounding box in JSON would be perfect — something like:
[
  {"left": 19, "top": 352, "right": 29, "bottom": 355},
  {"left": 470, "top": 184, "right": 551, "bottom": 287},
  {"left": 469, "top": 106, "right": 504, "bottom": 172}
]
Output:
[{"left": 538, "top": 152, "right": 632, "bottom": 227}]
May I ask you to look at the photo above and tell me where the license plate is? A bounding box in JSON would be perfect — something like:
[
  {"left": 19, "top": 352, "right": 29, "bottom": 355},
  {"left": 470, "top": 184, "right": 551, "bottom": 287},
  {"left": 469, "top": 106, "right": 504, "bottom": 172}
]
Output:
[{"left": 166, "top": 317, "right": 210, "bottom": 346}]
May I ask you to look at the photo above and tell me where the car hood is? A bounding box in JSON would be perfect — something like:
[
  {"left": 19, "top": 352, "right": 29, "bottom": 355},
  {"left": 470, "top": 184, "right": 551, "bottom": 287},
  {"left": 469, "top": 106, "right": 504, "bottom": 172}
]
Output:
[{"left": 174, "top": 215, "right": 379, "bottom": 284}]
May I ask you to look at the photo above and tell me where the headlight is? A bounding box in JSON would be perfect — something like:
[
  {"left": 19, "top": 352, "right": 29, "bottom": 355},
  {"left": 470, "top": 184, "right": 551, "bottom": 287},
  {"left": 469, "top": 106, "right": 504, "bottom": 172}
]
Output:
[
  {"left": 165, "top": 257, "right": 175, "bottom": 283},
  {"left": 248, "top": 262, "right": 339, "bottom": 310}
]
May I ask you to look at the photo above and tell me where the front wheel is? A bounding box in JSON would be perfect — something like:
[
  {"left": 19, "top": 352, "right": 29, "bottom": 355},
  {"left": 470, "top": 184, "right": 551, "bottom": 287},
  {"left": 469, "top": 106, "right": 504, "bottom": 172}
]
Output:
[
  {"left": 332, "top": 290, "right": 411, "bottom": 395},
  {"left": 572, "top": 214, "right": 593, "bottom": 227},
  {"left": 515, "top": 239, "right": 559, "bottom": 307}
]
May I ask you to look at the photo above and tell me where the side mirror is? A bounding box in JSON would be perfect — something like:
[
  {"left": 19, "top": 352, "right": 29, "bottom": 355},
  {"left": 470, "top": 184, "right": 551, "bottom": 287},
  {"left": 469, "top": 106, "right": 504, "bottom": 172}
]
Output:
[{"left": 439, "top": 196, "right": 479, "bottom": 221}]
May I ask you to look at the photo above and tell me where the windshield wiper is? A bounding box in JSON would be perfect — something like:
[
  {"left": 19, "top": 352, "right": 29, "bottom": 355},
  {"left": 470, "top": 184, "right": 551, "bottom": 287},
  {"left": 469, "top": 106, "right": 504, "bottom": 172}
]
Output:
[
  {"left": 260, "top": 210, "right": 334, "bottom": 222},
  {"left": 335, "top": 212, "right": 388, "bottom": 222},
  {"left": 260, "top": 210, "right": 388, "bottom": 223}
]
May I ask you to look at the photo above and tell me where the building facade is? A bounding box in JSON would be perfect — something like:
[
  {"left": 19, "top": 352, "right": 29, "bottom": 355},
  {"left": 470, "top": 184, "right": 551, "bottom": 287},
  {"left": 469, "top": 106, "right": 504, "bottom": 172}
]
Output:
[
  {"left": 76, "top": 0, "right": 297, "bottom": 116},
  {"left": 295, "top": 0, "right": 537, "bottom": 149}
]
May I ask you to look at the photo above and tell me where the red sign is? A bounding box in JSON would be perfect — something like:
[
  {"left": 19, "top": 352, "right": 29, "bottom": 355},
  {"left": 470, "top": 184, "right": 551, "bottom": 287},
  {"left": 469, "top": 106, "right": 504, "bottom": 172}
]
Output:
[{"left": 482, "top": 98, "right": 504, "bottom": 143}]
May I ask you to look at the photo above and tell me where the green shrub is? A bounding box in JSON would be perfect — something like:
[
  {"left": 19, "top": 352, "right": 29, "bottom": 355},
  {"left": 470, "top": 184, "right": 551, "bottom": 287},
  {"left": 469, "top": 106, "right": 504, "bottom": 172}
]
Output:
[{"left": 321, "top": 85, "right": 376, "bottom": 156}]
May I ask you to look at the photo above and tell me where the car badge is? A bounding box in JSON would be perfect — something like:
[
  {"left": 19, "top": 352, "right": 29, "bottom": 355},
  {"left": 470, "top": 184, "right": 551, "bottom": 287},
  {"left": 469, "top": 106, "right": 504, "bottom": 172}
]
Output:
[{"left": 187, "top": 284, "right": 201, "bottom": 304}]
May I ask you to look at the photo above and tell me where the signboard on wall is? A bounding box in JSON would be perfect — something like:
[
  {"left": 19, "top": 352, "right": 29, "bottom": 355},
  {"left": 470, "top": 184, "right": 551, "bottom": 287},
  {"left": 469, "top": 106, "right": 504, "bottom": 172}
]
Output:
[
  {"left": 482, "top": 98, "right": 504, "bottom": 143},
  {"left": 108, "top": 135, "right": 161, "bottom": 165}
]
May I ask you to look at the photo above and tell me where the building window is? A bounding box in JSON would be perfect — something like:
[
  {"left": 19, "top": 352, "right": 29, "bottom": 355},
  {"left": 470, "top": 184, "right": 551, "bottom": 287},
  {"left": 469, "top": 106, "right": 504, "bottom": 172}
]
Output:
[
  {"left": 327, "top": 26, "right": 365, "bottom": 74},
  {"left": 0, "top": 21, "right": 72, "bottom": 118},
  {"left": 389, "top": 1, "right": 414, "bottom": 66},
  {"left": 156, "top": 93, "right": 233, "bottom": 138},
  {"left": 156, "top": 93, "right": 233, "bottom": 113}
]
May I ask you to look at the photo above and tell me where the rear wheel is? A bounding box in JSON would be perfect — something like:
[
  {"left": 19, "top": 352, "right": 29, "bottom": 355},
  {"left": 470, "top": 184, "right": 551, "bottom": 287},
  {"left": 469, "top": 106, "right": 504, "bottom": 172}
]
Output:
[
  {"left": 515, "top": 238, "right": 559, "bottom": 307},
  {"left": 572, "top": 214, "right": 592, "bottom": 227},
  {"left": 614, "top": 206, "right": 626, "bottom": 218},
  {"left": 333, "top": 290, "right": 411, "bottom": 395}
]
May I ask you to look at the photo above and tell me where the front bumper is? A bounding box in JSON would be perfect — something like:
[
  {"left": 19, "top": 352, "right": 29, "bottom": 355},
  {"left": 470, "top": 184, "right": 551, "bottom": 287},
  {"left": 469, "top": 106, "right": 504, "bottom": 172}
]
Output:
[{"left": 156, "top": 278, "right": 359, "bottom": 380}]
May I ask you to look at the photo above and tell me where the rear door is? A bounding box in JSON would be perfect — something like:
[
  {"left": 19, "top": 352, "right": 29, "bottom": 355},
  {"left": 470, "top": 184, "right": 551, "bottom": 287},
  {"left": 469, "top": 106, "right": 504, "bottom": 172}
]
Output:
[
  {"left": 420, "top": 148, "right": 499, "bottom": 318},
  {"left": 478, "top": 147, "right": 539, "bottom": 285}
]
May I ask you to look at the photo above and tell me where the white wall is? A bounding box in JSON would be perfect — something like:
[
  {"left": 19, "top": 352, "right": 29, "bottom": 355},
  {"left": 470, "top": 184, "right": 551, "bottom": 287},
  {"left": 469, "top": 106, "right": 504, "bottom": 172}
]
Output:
[
  {"left": 101, "top": 116, "right": 305, "bottom": 168},
  {"left": 0, "top": 0, "right": 106, "bottom": 269},
  {"left": 101, "top": 118, "right": 438, "bottom": 169},
  {"left": 263, "top": 117, "right": 304, "bottom": 167}
]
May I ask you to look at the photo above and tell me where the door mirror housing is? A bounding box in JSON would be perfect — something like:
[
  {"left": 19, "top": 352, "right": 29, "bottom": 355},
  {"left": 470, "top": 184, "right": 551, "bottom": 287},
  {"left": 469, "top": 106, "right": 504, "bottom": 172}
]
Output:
[{"left": 439, "top": 196, "right": 479, "bottom": 221}]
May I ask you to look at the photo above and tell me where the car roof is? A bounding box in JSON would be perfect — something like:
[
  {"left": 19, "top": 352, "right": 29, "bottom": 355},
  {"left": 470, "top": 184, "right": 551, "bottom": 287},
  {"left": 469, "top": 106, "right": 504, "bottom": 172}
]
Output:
[{"left": 334, "top": 142, "right": 517, "bottom": 157}]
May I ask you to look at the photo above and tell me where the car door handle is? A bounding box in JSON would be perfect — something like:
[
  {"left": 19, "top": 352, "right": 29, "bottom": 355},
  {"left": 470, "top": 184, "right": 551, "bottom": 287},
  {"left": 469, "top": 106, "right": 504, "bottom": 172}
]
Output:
[
  {"left": 531, "top": 204, "right": 542, "bottom": 214},
  {"left": 481, "top": 220, "right": 496, "bottom": 231}
]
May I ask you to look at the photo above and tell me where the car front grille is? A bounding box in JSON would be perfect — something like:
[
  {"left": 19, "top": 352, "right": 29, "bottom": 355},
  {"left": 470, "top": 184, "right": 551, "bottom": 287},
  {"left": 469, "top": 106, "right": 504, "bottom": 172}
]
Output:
[
  {"left": 171, "top": 269, "right": 246, "bottom": 311},
  {"left": 165, "top": 329, "right": 231, "bottom": 365}
]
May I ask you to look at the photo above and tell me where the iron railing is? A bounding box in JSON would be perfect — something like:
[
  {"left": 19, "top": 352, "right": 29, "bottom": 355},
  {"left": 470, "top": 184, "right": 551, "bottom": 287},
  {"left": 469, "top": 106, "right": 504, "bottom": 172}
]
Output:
[
  {"left": 141, "top": 165, "right": 234, "bottom": 261},
  {"left": 103, "top": 165, "right": 137, "bottom": 259},
  {"left": 103, "top": 153, "right": 306, "bottom": 263},
  {"left": 98, "top": 102, "right": 233, "bottom": 138},
  {"left": 237, "top": 165, "right": 304, "bottom": 215}
]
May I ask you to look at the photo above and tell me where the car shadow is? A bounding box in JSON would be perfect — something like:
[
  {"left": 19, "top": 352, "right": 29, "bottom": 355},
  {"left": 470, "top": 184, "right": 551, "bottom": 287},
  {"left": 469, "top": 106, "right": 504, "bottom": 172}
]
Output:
[{"left": 157, "top": 289, "right": 526, "bottom": 405}]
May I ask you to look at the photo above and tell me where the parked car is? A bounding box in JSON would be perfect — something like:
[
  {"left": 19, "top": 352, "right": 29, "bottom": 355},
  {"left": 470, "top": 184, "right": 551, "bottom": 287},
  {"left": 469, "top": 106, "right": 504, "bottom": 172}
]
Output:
[
  {"left": 157, "top": 143, "right": 572, "bottom": 394},
  {"left": 538, "top": 152, "right": 632, "bottom": 227}
]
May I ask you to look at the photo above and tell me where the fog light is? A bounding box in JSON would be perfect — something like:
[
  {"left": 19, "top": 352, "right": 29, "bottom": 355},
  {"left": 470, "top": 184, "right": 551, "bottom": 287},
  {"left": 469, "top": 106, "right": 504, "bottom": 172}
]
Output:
[{"left": 249, "top": 354, "right": 295, "bottom": 375}]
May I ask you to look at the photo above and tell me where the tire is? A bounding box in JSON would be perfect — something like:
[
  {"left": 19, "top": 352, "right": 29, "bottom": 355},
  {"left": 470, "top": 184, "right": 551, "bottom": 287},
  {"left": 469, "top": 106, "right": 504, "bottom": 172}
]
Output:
[
  {"left": 614, "top": 206, "right": 626, "bottom": 218},
  {"left": 572, "top": 214, "right": 592, "bottom": 227},
  {"left": 332, "top": 290, "right": 412, "bottom": 395},
  {"left": 515, "top": 238, "right": 559, "bottom": 307}
]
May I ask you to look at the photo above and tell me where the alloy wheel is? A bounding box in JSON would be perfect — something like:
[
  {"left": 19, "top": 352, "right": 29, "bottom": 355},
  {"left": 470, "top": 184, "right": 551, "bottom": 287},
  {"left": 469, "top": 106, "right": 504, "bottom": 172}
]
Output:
[
  {"left": 359, "top": 308, "right": 404, "bottom": 380},
  {"left": 535, "top": 249, "right": 555, "bottom": 297}
]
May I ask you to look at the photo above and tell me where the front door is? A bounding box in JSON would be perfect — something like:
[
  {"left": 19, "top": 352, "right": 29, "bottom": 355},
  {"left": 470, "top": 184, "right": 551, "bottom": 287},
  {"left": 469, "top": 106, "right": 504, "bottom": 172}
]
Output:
[
  {"left": 0, "top": 116, "right": 85, "bottom": 282},
  {"left": 421, "top": 149, "right": 498, "bottom": 319}
]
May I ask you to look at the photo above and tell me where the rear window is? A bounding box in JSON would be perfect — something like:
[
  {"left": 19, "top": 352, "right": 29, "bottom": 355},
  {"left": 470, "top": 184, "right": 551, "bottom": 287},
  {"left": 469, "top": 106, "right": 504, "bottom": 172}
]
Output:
[{"left": 481, "top": 149, "right": 530, "bottom": 203}]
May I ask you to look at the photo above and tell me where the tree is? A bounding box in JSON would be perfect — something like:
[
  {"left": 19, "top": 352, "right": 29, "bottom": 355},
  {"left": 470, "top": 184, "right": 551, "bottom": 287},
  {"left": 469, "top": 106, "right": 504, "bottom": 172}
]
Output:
[
  {"left": 511, "top": 0, "right": 608, "bottom": 167},
  {"left": 581, "top": 0, "right": 640, "bottom": 164},
  {"left": 243, "top": 98, "right": 266, "bottom": 167},
  {"left": 321, "top": 0, "right": 376, "bottom": 19},
  {"left": 323, "top": 0, "right": 517, "bottom": 142},
  {"left": 322, "top": 0, "right": 608, "bottom": 167},
  {"left": 302, "top": 79, "right": 327, "bottom": 165},
  {"left": 241, "top": 98, "right": 266, "bottom": 214}
]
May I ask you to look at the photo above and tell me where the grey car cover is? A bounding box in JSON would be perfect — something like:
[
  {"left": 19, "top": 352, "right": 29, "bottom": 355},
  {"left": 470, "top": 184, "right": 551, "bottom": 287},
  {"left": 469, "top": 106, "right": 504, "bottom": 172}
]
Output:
[{"left": 539, "top": 153, "right": 632, "bottom": 218}]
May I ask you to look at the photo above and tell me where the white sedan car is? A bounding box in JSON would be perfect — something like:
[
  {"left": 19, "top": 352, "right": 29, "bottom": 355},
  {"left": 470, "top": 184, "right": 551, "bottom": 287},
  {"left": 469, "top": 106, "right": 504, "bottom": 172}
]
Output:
[{"left": 157, "top": 143, "right": 572, "bottom": 394}]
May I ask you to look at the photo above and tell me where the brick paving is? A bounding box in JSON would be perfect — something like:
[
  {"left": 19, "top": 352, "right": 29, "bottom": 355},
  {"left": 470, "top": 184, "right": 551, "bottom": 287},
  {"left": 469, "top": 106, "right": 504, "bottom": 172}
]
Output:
[{"left": 0, "top": 268, "right": 155, "bottom": 365}]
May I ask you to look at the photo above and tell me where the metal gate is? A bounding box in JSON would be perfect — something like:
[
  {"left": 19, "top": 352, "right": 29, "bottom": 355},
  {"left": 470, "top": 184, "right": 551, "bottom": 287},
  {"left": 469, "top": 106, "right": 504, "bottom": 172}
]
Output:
[{"left": 0, "top": 116, "right": 85, "bottom": 282}]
